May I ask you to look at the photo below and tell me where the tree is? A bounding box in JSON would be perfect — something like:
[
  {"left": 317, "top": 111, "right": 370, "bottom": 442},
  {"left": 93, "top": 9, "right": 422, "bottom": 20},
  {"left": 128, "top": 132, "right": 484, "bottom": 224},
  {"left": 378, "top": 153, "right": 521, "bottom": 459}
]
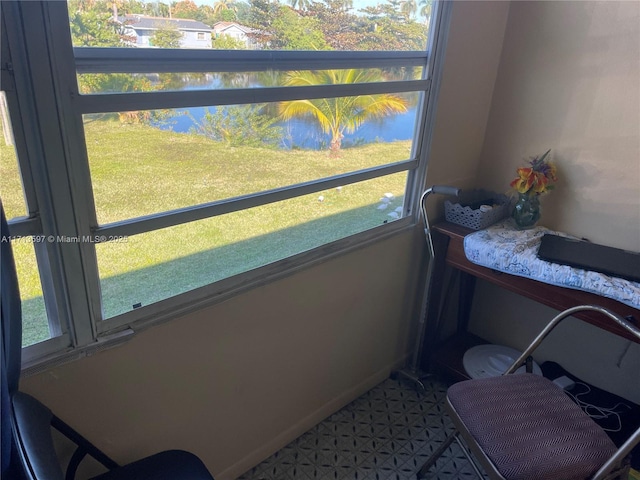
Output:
[
  {"left": 79, "top": 73, "right": 157, "bottom": 124},
  {"left": 68, "top": 0, "right": 125, "bottom": 47},
  {"left": 213, "top": 0, "right": 237, "bottom": 16},
  {"left": 216, "top": 8, "right": 238, "bottom": 22},
  {"left": 172, "top": 0, "right": 199, "bottom": 18},
  {"left": 401, "top": 0, "right": 417, "bottom": 19},
  {"left": 78, "top": 73, "right": 153, "bottom": 94},
  {"left": 194, "top": 4, "right": 217, "bottom": 24},
  {"left": 270, "top": 7, "right": 329, "bottom": 50},
  {"left": 305, "top": 0, "right": 361, "bottom": 51},
  {"left": 247, "top": 0, "right": 329, "bottom": 50},
  {"left": 419, "top": 0, "right": 433, "bottom": 24},
  {"left": 234, "top": 1, "right": 252, "bottom": 23},
  {"left": 212, "top": 34, "right": 247, "bottom": 50},
  {"left": 358, "top": 5, "right": 427, "bottom": 51},
  {"left": 289, "top": 0, "right": 311, "bottom": 11},
  {"left": 191, "top": 105, "right": 284, "bottom": 148},
  {"left": 336, "top": 0, "right": 353, "bottom": 11},
  {"left": 278, "top": 69, "right": 409, "bottom": 154},
  {"left": 143, "top": 1, "right": 171, "bottom": 17},
  {"left": 151, "top": 23, "right": 183, "bottom": 48}
]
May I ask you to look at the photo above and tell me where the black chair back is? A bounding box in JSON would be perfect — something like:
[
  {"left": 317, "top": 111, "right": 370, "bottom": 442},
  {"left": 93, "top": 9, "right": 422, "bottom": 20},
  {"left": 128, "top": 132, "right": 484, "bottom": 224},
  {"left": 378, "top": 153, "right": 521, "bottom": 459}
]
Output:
[
  {"left": 12, "top": 392, "right": 65, "bottom": 480},
  {"left": 1, "top": 203, "right": 27, "bottom": 479}
]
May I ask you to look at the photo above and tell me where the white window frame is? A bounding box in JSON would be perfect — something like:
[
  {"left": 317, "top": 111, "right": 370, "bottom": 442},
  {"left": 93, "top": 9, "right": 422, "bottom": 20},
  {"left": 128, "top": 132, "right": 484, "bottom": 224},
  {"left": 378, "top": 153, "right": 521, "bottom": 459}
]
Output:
[{"left": 1, "top": 0, "right": 453, "bottom": 371}]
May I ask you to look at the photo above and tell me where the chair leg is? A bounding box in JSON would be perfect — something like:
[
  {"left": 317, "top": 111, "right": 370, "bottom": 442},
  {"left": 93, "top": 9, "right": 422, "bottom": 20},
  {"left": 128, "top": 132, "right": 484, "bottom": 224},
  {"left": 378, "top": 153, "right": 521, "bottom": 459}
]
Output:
[
  {"left": 417, "top": 431, "right": 458, "bottom": 479},
  {"left": 453, "top": 435, "right": 485, "bottom": 479}
]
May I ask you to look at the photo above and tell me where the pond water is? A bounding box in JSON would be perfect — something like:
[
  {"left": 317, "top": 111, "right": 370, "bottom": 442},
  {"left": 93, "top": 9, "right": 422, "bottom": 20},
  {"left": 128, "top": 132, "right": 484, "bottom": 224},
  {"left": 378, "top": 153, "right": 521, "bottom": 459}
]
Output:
[{"left": 160, "top": 106, "right": 417, "bottom": 150}]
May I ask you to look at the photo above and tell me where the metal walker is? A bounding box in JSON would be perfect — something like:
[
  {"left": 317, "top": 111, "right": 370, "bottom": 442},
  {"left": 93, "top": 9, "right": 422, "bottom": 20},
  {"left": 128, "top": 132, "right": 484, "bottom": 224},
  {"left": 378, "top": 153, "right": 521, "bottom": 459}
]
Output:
[{"left": 395, "top": 185, "right": 460, "bottom": 393}]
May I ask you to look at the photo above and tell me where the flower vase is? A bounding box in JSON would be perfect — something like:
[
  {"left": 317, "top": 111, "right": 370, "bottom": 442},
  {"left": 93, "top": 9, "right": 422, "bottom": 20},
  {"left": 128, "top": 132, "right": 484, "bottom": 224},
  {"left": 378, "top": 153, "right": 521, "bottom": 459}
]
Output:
[{"left": 512, "top": 193, "right": 541, "bottom": 229}]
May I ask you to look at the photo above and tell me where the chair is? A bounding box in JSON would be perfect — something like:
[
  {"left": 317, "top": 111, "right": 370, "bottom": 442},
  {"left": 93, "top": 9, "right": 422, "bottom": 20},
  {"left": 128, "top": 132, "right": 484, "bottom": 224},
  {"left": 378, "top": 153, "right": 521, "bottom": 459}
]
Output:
[
  {"left": 418, "top": 305, "right": 640, "bottom": 480},
  {"left": 12, "top": 391, "right": 215, "bottom": 480},
  {"left": 1, "top": 206, "right": 215, "bottom": 480}
]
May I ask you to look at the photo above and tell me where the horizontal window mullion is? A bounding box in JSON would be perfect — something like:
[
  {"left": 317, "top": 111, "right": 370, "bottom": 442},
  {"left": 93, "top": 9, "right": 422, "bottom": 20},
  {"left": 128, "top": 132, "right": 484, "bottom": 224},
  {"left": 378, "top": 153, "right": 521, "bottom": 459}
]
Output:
[
  {"left": 93, "top": 159, "right": 417, "bottom": 239},
  {"left": 21, "top": 332, "right": 73, "bottom": 370},
  {"left": 6, "top": 216, "right": 42, "bottom": 237},
  {"left": 74, "top": 48, "right": 428, "bottom": 74},
  {"left": 76, "top": 79, "right": 430, "bottom": 114},
  {"left": 95, "top": 217, "right": 413, "bottom": 336}
]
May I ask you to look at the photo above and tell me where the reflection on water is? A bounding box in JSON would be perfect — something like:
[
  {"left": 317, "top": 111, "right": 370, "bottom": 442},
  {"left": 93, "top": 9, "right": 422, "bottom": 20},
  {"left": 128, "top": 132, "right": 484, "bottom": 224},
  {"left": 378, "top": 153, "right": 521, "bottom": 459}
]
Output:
[
  {"left": 150, "top": 72, "right": 419, "bottom": 150},
  {"left": 161, "top": 105, "right": 417, "bottom": 150}
]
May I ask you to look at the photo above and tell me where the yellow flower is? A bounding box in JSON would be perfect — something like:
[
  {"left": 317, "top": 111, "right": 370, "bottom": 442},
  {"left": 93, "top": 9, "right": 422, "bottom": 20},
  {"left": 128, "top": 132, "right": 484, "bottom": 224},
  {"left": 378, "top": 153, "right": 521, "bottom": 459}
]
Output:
[
  {"left": 510, "top": 150, "right": 557, "bottom": 195},
  {"left": 510, "top": 167, "right": 535, "bottom": 194}
]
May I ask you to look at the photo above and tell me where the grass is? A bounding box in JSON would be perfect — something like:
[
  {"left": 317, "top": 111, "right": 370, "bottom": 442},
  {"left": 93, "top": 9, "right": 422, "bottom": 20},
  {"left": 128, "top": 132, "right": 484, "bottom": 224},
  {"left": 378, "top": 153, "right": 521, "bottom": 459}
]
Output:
[{"left": 1, "top": 119, "right": 411, "bottom": 346}]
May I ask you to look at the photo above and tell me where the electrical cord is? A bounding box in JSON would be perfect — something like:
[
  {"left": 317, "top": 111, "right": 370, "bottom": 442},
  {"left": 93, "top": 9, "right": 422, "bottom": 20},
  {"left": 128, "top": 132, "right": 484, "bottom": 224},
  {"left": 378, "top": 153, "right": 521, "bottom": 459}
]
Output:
[{"left": 564, "top": 382, "right": 632, "bottom": 433}]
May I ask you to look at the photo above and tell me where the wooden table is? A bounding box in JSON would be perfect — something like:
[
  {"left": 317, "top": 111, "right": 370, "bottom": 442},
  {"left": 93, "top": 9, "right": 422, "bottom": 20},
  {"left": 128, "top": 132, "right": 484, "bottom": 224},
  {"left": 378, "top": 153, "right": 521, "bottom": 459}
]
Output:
[{"left": 423, "top": 222, "right": 640, "bottom": 380}]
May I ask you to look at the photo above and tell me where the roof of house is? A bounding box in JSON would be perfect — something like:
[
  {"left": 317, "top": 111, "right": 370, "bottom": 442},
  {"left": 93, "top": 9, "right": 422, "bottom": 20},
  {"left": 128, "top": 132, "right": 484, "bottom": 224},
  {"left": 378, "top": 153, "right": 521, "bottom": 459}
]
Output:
[
  {"left": 212, "top": 21, "right": 254, "bottom": 34},
  {"left": 120, "top": 15, "right": 212, "bottom": 32}
]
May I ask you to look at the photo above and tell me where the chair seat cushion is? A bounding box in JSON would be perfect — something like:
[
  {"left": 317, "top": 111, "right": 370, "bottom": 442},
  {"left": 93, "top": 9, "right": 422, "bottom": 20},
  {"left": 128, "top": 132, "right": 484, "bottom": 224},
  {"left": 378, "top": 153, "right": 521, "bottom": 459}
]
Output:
[
  {"left": 91, "top": 450, "right": 214, "bottom": 480},
  {"left": 448, "top": 374, "right": 617, "bottom": 480}
]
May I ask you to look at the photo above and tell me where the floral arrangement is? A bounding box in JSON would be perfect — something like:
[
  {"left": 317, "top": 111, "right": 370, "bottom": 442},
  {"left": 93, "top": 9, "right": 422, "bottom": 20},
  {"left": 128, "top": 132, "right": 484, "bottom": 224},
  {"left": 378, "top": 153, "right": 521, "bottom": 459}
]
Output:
[{"left": 510, "top": 149, "right": 557, "bottom": 196}]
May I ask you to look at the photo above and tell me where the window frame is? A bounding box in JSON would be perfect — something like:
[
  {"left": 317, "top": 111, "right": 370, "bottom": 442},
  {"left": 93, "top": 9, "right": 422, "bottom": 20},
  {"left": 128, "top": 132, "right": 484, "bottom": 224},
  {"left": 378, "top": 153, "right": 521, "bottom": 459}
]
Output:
[{"left": 2, "top": 0, "right": 453, "bottom": 371}]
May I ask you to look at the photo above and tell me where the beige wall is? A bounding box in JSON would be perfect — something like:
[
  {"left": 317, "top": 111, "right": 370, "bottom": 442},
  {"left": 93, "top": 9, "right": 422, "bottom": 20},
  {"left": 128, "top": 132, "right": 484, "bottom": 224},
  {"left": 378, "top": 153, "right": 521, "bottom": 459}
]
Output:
[
  {"left": 19, "top": 3, "right": 511, "bottom": 478},
  {"left": 23, "top": 230, "right": 422, "bottom": 479},
  {"left": 476, "top": 0, "right": 640, "bottom": 250},
  {"left": 425, "top": 0, "right": 509, "bottom": 216},
  {"left": 470, "top": 1, "right": 640, "bottom": 403}
]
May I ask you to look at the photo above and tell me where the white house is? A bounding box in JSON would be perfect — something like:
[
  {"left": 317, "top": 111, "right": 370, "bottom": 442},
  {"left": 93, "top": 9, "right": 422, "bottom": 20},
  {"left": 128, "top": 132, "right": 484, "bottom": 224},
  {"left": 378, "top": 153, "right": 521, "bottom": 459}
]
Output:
[
  {"left": 120, "top": 15, "right": 212, "bottom": 48},
  {"left": 211, "top": 21, "right": 257, "bottom": 49}
]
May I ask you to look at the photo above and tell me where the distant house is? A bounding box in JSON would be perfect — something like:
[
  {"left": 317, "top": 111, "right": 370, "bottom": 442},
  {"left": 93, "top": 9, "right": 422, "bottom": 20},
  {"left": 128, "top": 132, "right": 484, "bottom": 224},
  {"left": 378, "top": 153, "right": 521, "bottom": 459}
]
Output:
[
  {"left": 120, "top": 15, "right": 213, "bottom": 49},
  {"left": 211, "top": 22, "right": 257, "bottom": 49}
]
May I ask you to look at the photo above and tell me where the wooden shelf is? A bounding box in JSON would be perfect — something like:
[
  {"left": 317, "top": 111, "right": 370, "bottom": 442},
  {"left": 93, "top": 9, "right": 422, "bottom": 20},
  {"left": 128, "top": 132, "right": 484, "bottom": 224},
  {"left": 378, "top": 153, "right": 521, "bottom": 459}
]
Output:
[
  {"left": 421, "top": 222, "right": 639, "bottom": 380},
  {"left": 431, "top": 222, "right": 640, "bottom": 343},
  {"left": 430, "top": 333, "right": 488, "bottom": 383}
]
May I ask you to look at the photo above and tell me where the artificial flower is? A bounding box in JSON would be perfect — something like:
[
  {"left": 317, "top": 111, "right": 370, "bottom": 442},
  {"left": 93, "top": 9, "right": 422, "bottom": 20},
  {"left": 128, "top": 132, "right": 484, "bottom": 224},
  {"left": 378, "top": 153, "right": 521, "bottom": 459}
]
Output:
[{"left": 510, "top": 149, "right": 556, "bottom": 196}]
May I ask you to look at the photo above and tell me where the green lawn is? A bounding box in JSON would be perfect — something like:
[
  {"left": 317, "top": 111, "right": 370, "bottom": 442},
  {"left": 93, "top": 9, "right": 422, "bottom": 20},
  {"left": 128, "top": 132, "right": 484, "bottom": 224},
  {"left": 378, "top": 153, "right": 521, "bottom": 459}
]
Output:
[{"left": 1, "top": 119, "right": 411, "bottom": 346}]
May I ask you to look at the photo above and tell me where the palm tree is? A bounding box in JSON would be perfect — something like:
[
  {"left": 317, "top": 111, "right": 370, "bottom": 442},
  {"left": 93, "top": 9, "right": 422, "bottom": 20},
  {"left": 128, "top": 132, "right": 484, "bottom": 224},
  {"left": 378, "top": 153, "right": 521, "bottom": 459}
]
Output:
[
  {"left": 289, "top": 0, "right": 311, "bottom": 11},
  {"left": 338, "top": 0, "right": 353, "bottom": 11},
  {"left": 213, "top": 0, "right": 237, "bottom": 16},
  {"left": 401, "top": 0, "right": 417, "bottom": 19},
  {"left": 278, "top": 69, "right": 409, "bottom": 154},
  {"left": 419, "top": 0, "right": 433, "bottom": 24}
]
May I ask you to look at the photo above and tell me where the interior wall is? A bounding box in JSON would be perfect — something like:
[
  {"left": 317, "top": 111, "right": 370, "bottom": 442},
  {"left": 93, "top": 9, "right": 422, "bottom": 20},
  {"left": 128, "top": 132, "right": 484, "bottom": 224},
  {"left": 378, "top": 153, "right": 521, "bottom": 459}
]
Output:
[
  {"left": 18, "top": 2, "right": 511, "bottom": 479},
  {"left": 475, "top": 0, "right": 640, "bottom": 250},
  {"left": 425, "top": 0, "right": 510, "bottom": 215},
  {"left": 21, "top": 230, "right": 422, "bottom": 479},
  {"left": 469, "top": 1, "right": 640, "bottom": 403}
]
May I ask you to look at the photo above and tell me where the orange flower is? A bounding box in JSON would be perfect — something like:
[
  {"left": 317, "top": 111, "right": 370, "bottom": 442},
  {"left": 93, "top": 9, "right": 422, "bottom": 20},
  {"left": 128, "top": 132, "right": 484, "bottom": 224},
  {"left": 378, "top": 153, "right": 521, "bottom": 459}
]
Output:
[
  {"left": 531, "top": 172, "right": 548, "bottom": 193},
  {"left": 510, "top": 167, "right": 535, "bottom": 194},
  {"left": 510, "top": 150, "right": 557, "bottom": 195}
]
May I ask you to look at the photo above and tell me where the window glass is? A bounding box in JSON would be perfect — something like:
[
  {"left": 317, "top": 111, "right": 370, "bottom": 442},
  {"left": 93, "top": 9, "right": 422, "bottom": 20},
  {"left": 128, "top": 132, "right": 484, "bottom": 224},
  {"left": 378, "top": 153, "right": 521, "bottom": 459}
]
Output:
[
  {"left": 0, "top": 92, "right": 53, "bottom": 347},
  {"left": 96, "top": 172, "right": 407, "bottom": 319},
  {"left": 77, "top": 67, "right": 424, "bottom": 95},
  {"left": 0, "top": 92, "right": 27, "bottom": 220},
  {"left": 67, "top": 0, "right": 431, "bottom": 52},
  {"left": 13, "top": 241, "right": 51, "bottom": 347},
  {"left": 84, "top": 92, "right": 418, "bottom": 224}
]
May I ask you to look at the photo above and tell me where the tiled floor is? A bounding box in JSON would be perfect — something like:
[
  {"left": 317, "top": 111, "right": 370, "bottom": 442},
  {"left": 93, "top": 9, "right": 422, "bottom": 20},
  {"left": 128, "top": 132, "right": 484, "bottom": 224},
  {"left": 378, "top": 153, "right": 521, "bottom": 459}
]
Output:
[{"left": 237, "top": 376, "right": 484, "bottom": 480}]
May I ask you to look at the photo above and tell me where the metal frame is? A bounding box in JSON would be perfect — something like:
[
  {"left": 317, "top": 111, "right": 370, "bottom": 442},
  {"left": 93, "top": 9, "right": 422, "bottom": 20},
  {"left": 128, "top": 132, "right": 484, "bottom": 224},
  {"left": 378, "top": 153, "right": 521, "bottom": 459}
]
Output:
[{"left": 3, "top": 0, "right": 454, "bottom": 369}]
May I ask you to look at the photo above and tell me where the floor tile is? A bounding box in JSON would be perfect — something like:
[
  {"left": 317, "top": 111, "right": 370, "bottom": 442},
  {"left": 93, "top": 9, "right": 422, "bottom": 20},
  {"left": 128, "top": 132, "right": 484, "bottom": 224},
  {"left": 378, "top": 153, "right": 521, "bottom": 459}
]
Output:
[{"left": 237, "top": 377, "right": 485, "bottom": 479}]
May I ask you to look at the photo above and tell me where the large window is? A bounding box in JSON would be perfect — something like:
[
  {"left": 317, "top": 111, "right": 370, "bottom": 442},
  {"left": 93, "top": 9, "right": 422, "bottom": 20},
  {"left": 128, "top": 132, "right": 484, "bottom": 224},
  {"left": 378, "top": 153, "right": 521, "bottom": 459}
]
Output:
[{"left": 1, "top": 0, "right": 451, "bottom": 368}]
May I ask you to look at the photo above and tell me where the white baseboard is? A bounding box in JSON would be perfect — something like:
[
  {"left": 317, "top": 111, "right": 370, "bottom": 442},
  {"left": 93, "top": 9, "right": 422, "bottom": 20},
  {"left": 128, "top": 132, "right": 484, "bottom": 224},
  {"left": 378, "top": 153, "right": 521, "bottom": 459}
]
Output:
[{"left": 217, "top": 357, "right": 406, "bottom": 480}]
